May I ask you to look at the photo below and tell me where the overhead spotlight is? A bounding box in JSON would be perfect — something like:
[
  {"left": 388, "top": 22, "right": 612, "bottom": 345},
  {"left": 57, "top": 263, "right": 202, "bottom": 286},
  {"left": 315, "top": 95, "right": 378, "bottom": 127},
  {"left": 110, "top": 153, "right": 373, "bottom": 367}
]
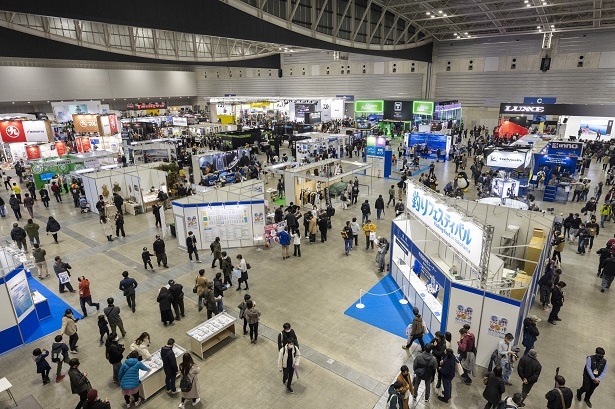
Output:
[
  {"left": 524, "top": 0, "right": 529, "bottom": 2},
  {"left": 431, "top": 15, "right": 435, "bottom": 18},
  {"left": 438, "top": 10, "right": 443, "bottom": 13},
  {"left": 426, "top": 12, "right": 430, "bottom": 15},
  {"left": 526, "top": 3, "right": 531, "bottom": 6},
  {"left": 537, "top": 26, "right": 541, "bottom": 28},
  {"left": 443, "top": 13, "right": 448, "bottom": 16},
  {"left": 551, "top": 25, "right": 555, "bottom": 28},
  {"left": 464, "top": 32, "right": 468, "bottom": 35}
]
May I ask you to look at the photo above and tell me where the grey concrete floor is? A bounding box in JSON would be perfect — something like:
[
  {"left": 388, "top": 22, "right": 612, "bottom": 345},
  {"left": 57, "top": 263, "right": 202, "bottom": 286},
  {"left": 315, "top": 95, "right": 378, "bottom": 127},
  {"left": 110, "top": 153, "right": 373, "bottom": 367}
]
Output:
[{"left": 0, "top": 141, "right": 612, "bottom": 409}]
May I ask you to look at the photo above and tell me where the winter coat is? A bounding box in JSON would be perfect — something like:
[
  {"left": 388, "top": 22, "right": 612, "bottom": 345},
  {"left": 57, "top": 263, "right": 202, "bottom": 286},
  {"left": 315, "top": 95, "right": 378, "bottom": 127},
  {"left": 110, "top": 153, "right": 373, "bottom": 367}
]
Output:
[
  {"left": 157, "top": 291, "right": 174, "bottom": 312},
  {"left": 179, "top": 363, "right": 201, "bottom": 400},
  {"left": 46, "top": 218, "right": 61, "bottom": 233},
  {"left": 360, "top": 202, "right": 371, "bottom": 215},
  {"left": 408, "top": 316, "right": 424, "bottom": 336},
  {"left": 32, "top": 247, "right": 46, "bottom": 263},
  {"left": 308, "top": 217, "right": 318, "bottom": 235},
  {"left": 204, "top": 289, "right": 217, "bottom": 311},
  {"left": 105, "top": 342, "right": 125, "bottom": 365},
  {"left": 51, "top": 342, "right": 69, "bottom": 363},
  {"left": 195, "top": 275, "right": 208, "bottom": 296},
  {"left": 278, "top": 345, "right": 301, "bottom": 370},
  {"left": 61, "top": 316, "right": 78, "bottom": 336},
  {"left": 440, "top": 354, "right": 456, "bottom": 381},
  {"left": 103, "top": 305, "right": 122, "bottom": 326},
  {"left": 396, "top": 371, "right": 414, "bottom": 397},
  {"left": 386, "top": 385, "right": 403, "bottom": 409},
  {"left": 245, "top": 306, "right": 261, "bottom": 324},
  {"left": 153, "top": 239, "right": 166, "bottom": 255},
  {"left": 517, "top": 354, "right": 542, "bottom": 385},
  {"left": 10, "top": 226, "right": 26, "bottom": 241},
  {"left": 277, "top": 329, "right": 299, "bottom": 350},
  {"left": 278, "top": 230, "right": 292, "bottom": 245},
  {"left": 522, "top": 318, "right": 540, "bottom": 347},
  {"left": 412, "top": 351, "right": 437, "bottom": 381},
  {"left": 23, "top": 222, "right": 40, "bottom": 238},
  {"left": 118, "top": 357, "right": 148, "bottom": 389},
  {"left": 9, "top": 197, "right": 20, "bottom": 210},
  {"left": 68, "top": 367, "right": 90, "bottom": 394},
  {"left": 160, "top": 345, "right": 178, "bottom": 376},
  {"left": 119, "top": 277, "right": 137, "bottom": 296},
  {"left": 101, "top": 220, "right": 113, "bottom": 236},
  {"left": 482, "top": 371, "right": 505, "bottom": 405},
  {"left": 375, "top": 197, "right": 385, "bottom": 210},
  {"left": 130, "top": 340, "right": 151, "bottom": 360},
  {"left": 34, "top": 351, "right": 51, "bottom": 373}
]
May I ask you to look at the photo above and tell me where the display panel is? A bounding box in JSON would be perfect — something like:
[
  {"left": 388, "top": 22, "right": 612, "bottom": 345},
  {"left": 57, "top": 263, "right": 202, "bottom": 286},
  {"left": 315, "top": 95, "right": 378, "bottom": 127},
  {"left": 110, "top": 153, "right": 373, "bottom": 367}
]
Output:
[{"left": 383, "top": 100, "right": 413, "bottom": 121}]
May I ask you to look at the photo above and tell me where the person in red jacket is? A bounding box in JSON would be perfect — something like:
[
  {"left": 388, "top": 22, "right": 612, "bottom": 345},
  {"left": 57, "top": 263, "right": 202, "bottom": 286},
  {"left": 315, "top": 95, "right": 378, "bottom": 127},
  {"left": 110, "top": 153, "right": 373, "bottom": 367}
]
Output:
[
  {"left": 77, "top": 276, "right": 100, "bottom": 317},
  {"left": 457, "top": 326, "right": 476, "bottom": 385}
]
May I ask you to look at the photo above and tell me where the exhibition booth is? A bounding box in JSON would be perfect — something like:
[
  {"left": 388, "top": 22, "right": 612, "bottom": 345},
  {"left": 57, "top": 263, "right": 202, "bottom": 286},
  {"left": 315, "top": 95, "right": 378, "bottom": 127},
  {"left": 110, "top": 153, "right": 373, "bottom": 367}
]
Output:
[
  {"left": 191, "top": 147, "right": 252, "bottom": 187},
  {"left": 172, "top": 179, "right": 265, "bottom": 250},
  {"left": 283, "top": 159, "right": 372, "bottom": 208},
  {"left": 29, "top": 151, "right": 118, "bottom": 189},
  {"left": 390, "top": 180, "right": 553, "bottom": 367},
  {"left": 0, "top": 119, "right": 55, "bottom": 162},
  {"left": 78, "top": 165, "right": 168, "bottom": 215},
  {"left": 365, "top": 135, "right": 393, "bottom": 178},
  {"left": 126, "top": 139, "right": 179, "bottom": 164},
  {"left": 295, "top": 133, "right": 351, "bottom": 163},
  {"left": 405, "top": 132, "right": 452, "bottom": 160},
  {"left": 531, "top": 141, "right": 584, "bottom": 202},
  {"left": 484, "top": 147, "right": 533, "bottom": 200}
]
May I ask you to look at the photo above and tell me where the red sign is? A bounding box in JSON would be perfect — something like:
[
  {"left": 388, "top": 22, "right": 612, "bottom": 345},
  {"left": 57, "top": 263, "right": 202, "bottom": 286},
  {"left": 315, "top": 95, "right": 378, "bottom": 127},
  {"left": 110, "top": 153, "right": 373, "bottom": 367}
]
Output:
[
  {"left": 25, "top": 145, "right": 41, "bottom": 160},
  {"left": 75, "top": 137, "right": 92, "bottom": 153},
  {"left": 55, "top": 141, "right": 67, "bottom": 156},
  {"left": 108, "top": 114, "right": 119, "bottom": 134},
  {"left": 126, "top": 102, "right": 167, "bottom": 110},
  {"left": 0, "top": 121, "right": 27, "bottom": 143}
]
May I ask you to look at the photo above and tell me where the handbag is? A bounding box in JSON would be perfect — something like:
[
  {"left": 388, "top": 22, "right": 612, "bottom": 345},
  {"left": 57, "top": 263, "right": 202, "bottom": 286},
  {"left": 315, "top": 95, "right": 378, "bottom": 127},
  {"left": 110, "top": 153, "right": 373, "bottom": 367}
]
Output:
[
  {"left": 246, "top": 263, "right": 252, "bottom": 270},
  {"left": 369, "top": 231, "right": 376, "bottom": 241},
  {"left": 192, "top": 286, "right": 197, "bottom": 294},
  {"left": 455, "top": 361, "right": 464, "bottom": 376}
]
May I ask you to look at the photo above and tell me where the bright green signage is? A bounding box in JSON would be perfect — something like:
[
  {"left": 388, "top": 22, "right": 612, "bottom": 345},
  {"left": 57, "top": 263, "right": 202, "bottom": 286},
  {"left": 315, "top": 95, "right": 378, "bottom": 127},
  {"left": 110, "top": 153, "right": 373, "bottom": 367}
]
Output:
[
  {"left": 355, "top": 100, "right": 384, "bottom": 113},
  {"left": 412, "top": 100, "right": 434, "bottom": 115}
]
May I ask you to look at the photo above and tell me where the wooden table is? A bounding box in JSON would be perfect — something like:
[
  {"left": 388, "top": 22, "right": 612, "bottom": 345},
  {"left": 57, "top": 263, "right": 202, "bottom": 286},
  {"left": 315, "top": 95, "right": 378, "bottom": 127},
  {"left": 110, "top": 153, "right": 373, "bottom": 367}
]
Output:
[
  {"left": 0, "top": 377, "right": 17, "bottom": 406},
  {"left": 138, "top": 344, "right": 186, "bottom": 400},
  {"left": 187, "top": 312, "right": 236, "bottom": 359}
]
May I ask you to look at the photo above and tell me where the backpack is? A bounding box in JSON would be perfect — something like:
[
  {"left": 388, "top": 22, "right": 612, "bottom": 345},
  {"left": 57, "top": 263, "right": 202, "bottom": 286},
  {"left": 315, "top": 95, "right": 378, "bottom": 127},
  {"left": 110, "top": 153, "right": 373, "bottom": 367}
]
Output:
[
  {"left": 496, "top": 397, "right": 515, "bottom": 409},
  {"left": 51, "top": 346, "right": 63, "bottom": 363},
  {"left": 386, "top": 392, "right": 401, "bottom": 409},
  {"left": 179, "top": 374, "right": 193, "bottom": 392}
]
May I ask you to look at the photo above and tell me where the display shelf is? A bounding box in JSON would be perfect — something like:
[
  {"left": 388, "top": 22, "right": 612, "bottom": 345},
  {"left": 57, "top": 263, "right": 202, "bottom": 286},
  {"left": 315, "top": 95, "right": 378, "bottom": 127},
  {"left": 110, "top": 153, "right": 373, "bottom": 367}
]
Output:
[
  {"left": 31, "top": 291, "right": 51, "bottom": 320},
  {"left": 138, "top": 344, "right": 186, "bottom": 400},
  {"left": 187, "top": 312, "right": 236, "bottom": 359}
]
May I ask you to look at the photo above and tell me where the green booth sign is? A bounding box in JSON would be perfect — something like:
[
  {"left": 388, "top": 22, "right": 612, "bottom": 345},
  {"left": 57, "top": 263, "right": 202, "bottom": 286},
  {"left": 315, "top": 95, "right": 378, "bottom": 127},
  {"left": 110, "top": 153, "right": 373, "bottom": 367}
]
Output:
[
  {"left": 355, "top": 100, "right": 384, "bottom": 113},
  {"left": 412, "top": 100, "right": 434, "bottom": 115}
]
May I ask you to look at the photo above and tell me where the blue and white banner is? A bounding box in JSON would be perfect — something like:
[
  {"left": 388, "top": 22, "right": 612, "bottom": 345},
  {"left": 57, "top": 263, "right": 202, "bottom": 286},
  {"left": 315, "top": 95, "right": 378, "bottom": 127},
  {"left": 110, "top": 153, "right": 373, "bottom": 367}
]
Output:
[{"left": 406, "top": 182, "right": 484, "bottom": 267}]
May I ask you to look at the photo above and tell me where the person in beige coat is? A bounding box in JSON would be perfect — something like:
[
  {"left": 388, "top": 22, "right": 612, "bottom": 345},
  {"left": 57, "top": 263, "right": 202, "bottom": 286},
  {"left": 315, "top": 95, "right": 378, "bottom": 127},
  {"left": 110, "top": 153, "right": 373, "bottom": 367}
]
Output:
[
  {"left": 278, "top": 340, "right": 301, "bottom": 393},
  {"left": 308, "top": 214, "right": 318, "bottom": 239},
  {"left": 61, "top": 309, "right": 79, "bottom": 353},
  {"left": 245, "top": 300, "right": 261, "bottom": 344},
  {"left": 195, "top": 269, "right": 208, "bottom": 312},
  {"left": 130, "top": 332, "right": 152, "bottom": 360},
  {"left": 179, "top": 353, "right": 201, "bottom": 407}
]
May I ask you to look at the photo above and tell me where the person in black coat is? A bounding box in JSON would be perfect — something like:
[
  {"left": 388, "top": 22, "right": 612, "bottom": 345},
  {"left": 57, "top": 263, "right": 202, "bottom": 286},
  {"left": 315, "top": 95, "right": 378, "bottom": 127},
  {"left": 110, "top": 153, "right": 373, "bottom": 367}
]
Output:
[
  {"left": 517, "top": 349, "right": 542, "bottom": 406},
  {"left": 438, "top": 348, "right": 456, "bottom": 403},
  {"left": 156, "top": 287, "right": 174, "bottom": 326},
  {"left": 160, "top": 338, "right": 179, "bottom": 394},
  {"left": 317, "top": 215, "right": 328, "bottom": 242},
  {"left": 114, "top": 213, "right": 125, "bottom": 238},
  {"left": 168, "top": 280, "right": 185, "bottom": 321},
  {"left": 548, "top": 281, "right": 567, "bottom": 324},
  {"left": 277, "top": 323, "right": 299, "bottom": 350},
  {"left": 522, "top": 315, "right": 540, "bottom": 354},
  {"left": 83, "top": 389, "right": 110, "bottom": 409},
  {"left": 153, "top": 235, "right": 168, "bottom": 268},
  {"left": 483, "top": 366, "right": 505, "bottom": 409},
  {"left": 33, "top": 348, "right": 51, "bottom": 384},
  {"left": 545, "top": 375, "right": 573, "bottom": 409}
]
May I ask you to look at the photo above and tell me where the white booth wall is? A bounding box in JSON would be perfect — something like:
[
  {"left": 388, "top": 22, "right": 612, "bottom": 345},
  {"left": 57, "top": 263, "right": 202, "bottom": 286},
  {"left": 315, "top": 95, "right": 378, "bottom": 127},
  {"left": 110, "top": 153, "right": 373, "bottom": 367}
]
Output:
[{"left": 560, "top": 116, "right": 615, "bottom": 140}]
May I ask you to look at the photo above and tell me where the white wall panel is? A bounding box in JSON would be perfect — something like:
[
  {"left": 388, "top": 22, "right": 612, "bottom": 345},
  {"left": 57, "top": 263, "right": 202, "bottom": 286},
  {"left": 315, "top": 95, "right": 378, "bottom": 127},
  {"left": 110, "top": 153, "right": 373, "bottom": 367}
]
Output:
[
  {"left": 435, "top": 37, "right": 542, "bottom": 59},
  {"left": 558, "top": 31, "right": 615, "bottom": 53},
  {"left": 0, "top": 66, "right": 196, "bottom": 102}
]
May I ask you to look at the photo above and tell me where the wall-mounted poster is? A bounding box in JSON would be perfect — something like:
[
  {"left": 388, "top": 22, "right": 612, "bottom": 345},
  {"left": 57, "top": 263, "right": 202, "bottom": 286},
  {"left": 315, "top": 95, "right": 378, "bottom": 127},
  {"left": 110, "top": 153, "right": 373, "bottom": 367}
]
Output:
[
  {"left": 7, "top": 270, "right": 34, "bottom": 320},
  {"left": 201, "top": 206, "right": 252, "bottom": 242}
]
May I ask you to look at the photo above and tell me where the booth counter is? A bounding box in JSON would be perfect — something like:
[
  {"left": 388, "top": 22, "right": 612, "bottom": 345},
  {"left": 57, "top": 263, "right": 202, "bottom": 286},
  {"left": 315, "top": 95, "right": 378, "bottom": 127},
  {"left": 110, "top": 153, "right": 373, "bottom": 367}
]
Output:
[{"left": 138, "top": 344, "right": 186, "bottom": 400}]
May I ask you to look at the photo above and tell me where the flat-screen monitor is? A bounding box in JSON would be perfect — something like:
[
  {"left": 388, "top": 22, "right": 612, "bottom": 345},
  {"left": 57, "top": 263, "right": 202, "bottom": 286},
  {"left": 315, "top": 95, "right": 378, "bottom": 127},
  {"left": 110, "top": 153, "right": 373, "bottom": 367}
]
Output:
[{"left": 40, "top": 173, "right": 54, "bottom": 181}]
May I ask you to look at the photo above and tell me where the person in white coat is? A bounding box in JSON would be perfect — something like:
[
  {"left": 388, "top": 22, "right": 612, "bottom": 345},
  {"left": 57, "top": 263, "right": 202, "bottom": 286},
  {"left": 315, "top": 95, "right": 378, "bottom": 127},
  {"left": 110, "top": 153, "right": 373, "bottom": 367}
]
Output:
[{"left": 278, "top": 340, "right": 301, "bottom": 393}]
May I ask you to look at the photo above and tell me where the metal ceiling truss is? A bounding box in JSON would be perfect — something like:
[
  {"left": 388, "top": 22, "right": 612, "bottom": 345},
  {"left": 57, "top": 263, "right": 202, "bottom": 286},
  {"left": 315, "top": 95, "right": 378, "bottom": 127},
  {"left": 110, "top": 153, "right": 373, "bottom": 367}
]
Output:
[
  {"left": 224, "top": 0, "right": 434, "bottom": 49},
  {"left": 384, "top": 0, "right": 615, "bottom": 40},
  {"left": 0, "top": 11, "right": 303, "bottom": 62}
]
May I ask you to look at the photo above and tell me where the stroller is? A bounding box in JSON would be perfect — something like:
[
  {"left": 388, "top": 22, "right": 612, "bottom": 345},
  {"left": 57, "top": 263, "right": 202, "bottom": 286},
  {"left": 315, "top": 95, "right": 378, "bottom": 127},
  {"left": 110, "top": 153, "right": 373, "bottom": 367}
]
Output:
[{"left": 79, "top": 196, "right": 90, "bottom": 213}]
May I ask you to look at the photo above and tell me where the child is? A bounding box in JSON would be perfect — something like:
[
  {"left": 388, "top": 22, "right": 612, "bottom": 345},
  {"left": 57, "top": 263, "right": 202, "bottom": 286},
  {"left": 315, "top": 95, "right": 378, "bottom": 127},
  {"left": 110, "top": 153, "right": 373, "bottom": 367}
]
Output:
[
  {"left": 51, "top": 334, "right": 68, "bottom": 382},
  {"left": 98, "top": 315, "right": 110, "bottom": 346},
  {"left": 33, "top": 348, "right": 51, "bottom": 384},
  {"left": 142, "top": 247, "right": 154, "bottom": 270}
]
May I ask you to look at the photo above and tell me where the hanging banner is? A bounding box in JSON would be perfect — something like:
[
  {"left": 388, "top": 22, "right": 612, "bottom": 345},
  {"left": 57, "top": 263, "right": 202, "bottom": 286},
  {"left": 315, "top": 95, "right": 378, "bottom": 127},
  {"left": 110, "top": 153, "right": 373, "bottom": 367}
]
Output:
[
  {"left": 413, "top": 100, "right": 435, "bottom": 116},
  {"left": 25, "top": 145, "right": 41, "bottom": 160},
  {"left": 75, "top": 137, "right": 92, "bottom": 153},
  {"left": 354, "top": 100, "right": 384, "bottom": 113},
  {"left": 108, "top": 114, "right": 119, "bottom": 134},
  {"left": 126, "top": 101, "right": 167, "bottom": 110},
  {"left": 172, "top": 117, "right": 188, "bottom": 127},
  {"left": 406, "top": 180, "right": 485, "bottom": 267},
  {"left": 98, "top": 116, "right": 111, "bottom": 136},
  {"left": 55, "top": 141, "right": 67, "bottom": 156},
  {"left": 23, "top": 121, "right": 51, "bottom": 142},
  {"left": 72, "top": 114, "right": 101, "bottom": 133},
  {"left": 0, "top": 120, "right": 26, "bottom": 142}
]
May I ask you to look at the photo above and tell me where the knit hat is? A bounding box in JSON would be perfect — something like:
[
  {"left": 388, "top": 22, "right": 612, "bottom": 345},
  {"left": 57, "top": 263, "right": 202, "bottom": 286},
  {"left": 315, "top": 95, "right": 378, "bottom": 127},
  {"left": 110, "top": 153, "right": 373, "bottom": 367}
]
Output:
[
  {"left": 528, "top": 349, "right": 537, "bottom": 358},
  {"left": 87, "top": 389, "right": 98, "bottom": 402}
]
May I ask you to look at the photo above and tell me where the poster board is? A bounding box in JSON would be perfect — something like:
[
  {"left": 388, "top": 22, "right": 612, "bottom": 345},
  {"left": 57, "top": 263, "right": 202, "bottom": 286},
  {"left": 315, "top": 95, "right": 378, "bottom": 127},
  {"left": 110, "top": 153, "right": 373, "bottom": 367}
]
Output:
[{"left": 475, "top": 293, "right": 521, "bottom": 367}]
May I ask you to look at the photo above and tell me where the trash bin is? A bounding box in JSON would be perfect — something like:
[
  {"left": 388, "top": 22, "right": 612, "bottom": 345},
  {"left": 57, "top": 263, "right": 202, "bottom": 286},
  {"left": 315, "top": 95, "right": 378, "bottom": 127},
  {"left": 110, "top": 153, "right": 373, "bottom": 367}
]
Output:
[{"left": 169, "top": 223, "right": 176, "bottom": 237}]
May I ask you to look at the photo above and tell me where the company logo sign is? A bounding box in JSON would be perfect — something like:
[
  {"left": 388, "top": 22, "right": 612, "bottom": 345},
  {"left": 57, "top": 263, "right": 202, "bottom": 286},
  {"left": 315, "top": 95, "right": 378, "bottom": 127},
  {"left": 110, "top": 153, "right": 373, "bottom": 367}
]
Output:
[
  {"left": 487, "top": 315, "right": 509, "bottom": 338},
  {"left": 355, "top": 100, "right": 384, "bottom": 113},
  {"left": 0, "top": 120, "right": 50, "bottom": 143},
  {"left": 502, "top": 105, "right": 545, "bottom": 113},
  {"left": 126, "top": 101, "right": 167, "bottom": 110},
  {"left": 486, "top": 150, "right": 528, "bottom": 169},
  {"left": 172, "top": 117, "right": 188, "bottom": 127},
  {"left": 73, "top": 114, "right": 101, "bottom": 133},
  {"left": 413, "top": 100, "right": 434, "bottom": 115},
  {"left": 394, "top": 102, "right": 403, "bottom": 111},
  {"left": 545, "top": 141, "right": 584, "bottom": 156},
  {"left": 406, "top": 181, "right": 484, "bottom": 266}
]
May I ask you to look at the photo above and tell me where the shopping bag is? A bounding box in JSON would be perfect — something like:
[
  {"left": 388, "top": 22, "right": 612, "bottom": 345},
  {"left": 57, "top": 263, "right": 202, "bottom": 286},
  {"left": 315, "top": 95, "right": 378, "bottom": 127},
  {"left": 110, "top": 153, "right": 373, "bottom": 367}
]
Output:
[
  {"left": 369, "top": 232, "right": 376, "bottom": 241},
  {"left": 232, "top": 269, "right": 241, "bottom": 280}
]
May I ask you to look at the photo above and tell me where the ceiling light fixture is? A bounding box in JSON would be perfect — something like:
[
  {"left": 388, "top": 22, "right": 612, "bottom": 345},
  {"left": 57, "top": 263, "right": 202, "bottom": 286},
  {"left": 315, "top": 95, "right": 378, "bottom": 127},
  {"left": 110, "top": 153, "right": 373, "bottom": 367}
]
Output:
[
  {"left": 438, "top": 10, "right": 443, "bottom": 14},
  {"left": 426, "top": 12, "right": 430, "bottom": 15},
  {"left": 551, "top": 25, "right": 555, "bottom": 28},
  {"left": 431, "top": 15, "right": 436, "bottom": 18},
  {"left": 443, "top": 13, "right": 448, "bottom": 16},
  {"left": 464, "top": 32, "right": 468, "bottom": 35},
  {"left": 537, "top": 25, "right": 541, "bottom": 28}
]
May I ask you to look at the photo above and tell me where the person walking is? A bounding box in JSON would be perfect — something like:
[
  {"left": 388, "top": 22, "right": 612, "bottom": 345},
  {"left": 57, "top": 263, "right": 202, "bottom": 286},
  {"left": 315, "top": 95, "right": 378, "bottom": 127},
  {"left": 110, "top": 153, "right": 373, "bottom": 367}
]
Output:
[
  {"left": 119, "top": 271, "right": 138, "bottom": 313},
  {"left": 548, "top": 281, "right": 567, "bottom": 324},
  {"left": 168, "top": 280, "right": 185, "bottom": 321},
  {"left": 375, "top": 194, "right": 385, "bottom": 220},
  {"left": 51, "top": 334, "right": 69, "bottom": 382},
  {"left": 101, "top": 216, "right": 113, "bottom": 242},
  {"left": 412, "top": 344, "right": 438, "bottom": 403},
  {"left": 153, "top": 235, "right": 168, "bottom": 268},
  {"left": 54, "top": 256, "right": 75, "bottom": 293},
  {"left": 130, "top": 332, "right": 152, "bottom": 360},
  {"left": 10, "top": 222, "right": 27, "bottom": 251},
  {"left": 360, "top": 199, "right": 371, "bottom": 225},
  {"left": 387, "top": 185, "right": 396, "bottom": 207},
  {"left": 576, "top": 347, "right": 608, "bottom": 408},
  {"left": 61, "top": 309, "right": 80, "bottom": 353},
  {"left": 186, "top": 231, "right": 201, "bottom": 263},
  {"left": 105, "top": 333, "right": 125, "bottom": 384},
  {"left": 213, "top": 272, "right": 227, "bottom": 313},
  {"left": 235, "top": 254, "right": 249, "bottom": 290},
  {"left": 9, "top": 194, "right": 22, "bottom": 220},
  {"left": 141, "top": 247, "right": 154, "bottom": 271},
  {"left": 517, "top": 349, "right": 541, "bottom": 407},
  {"left": 402, "top": 308, "right": 425, "bottom": 351},
  {"left": 71, "top": 185, "right": 81, "bottom": 208},
  {"left": 178, "top": 353, "right": 201, "bottom": 407},
  {"left": 220, "top": 251, "right": 233, "bottom": 287},
  {"left": 114, "top": 213, "right": 125, "bottom": 238},
  {"left": 438, "top": 348, "right": 456, "bottom": 403},
  {"left": 350, "top": 217, "right": 360, "bottom": 247},
  {"left": 586, "top": 216, "right": 600, "bottom": 250},
  {"left": 151, "top": 203, "right": 162, "bottom": 228},
  {"left": 32, "top": 348, "right": 52, "bottom": 384},
  {"left": 599, "top": 252, "right": 615, "bottom": 292},
  {"left": 195, "top": 269, "right": 208, "bottom": 312},
  {"left": 46, "top": 216, "right": 61, "bottom": 243},
  {"left": 118, "top": 350, "right": 150, "bottom": 408},
  {"left": 237, "top": 293, "right": 252, "bottom": 336},
  {"left": 291, "top": 228, "right": 301, "bottom": 257},
  {"left": 68, "top": 358, "right": 91, "bottom": 409},
  {"left": 23, "top": 193, "right": 34, "bottom": 218},
  {"left": 210, "top": 236, "right": 222, "bottom": 268},
  {"left": 103, "top": 298, "right": 127, "bottom": 338},
  {"left": 363, "top": 219, "right": 376, "bottom": 250},
  {"left": 277, "top": 323, "right": 299, "bottom": 350},
  {"left": 77, "top": 276, "right": 100, "bottom": 317},
  {"left": 342, "top": 221, "right": 353, "bottom": 255},
  {"left": 40, "top": 186, "right": 50, "bottom": 208},
  {"left": 546, "top": 375, "right": 573, "bottom": 409},
  {"left": 521, "top": 315, "right": 540, "bottom": 354},
  {"left": 97, "top": 315, "right": 109, "bottom": 346},
  {"left": 161, "top": 338, "right": 179, "bottom": 395},
  {"left": 245, "top": 300, "right": 261, "bottom": 344},
  {"left": 483, "top": 366, "right": 505, "bottom": 409},
  {"left": 50, "top": 182, "right": 62, "bottom": 203},
  {"left": 157, "top": 287, "right": 175, "bottom": 326},
  {"left": 278, "top": 340, "right": 301, "bottom": 394},
  {"left": 24, "top": 218, "right": 40, "bottom": 246},
  {"left": 396, "top": 365, "right": 414, "bottom": 409}
]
